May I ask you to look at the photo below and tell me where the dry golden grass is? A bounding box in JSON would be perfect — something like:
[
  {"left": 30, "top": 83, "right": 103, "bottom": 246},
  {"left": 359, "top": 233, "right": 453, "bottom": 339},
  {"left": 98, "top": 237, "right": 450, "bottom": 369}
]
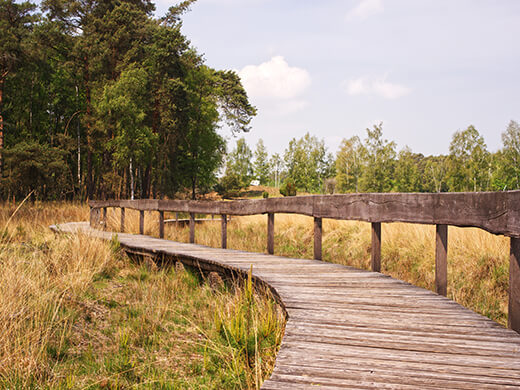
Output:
[
  {"left": 108, "top": 210, "right": 510, "bottom": 327},
  {"left": 0, "top": 203, "right": 284, "bottom": 389}
]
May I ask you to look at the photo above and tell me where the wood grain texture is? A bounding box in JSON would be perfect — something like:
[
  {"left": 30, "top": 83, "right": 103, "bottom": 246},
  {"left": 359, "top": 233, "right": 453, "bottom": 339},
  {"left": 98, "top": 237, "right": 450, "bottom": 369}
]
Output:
[
  {"left": 371, "top": 222, "right": 381, "bottom": 272},
  {"left": 120, "top": 207, "right": 125, "bottom": 233},
  {"left": 314, "top": 217, "right": 322, "bottom": 260},
  {"left": 221, "top": 214, "right": 227, "bottom": 249},
  {"left": 158, "top": 210, "right": 164, "bottom": 239},
  {"left": 509, "top": 237, "right": 520, "bottom": 332},
  {"left": 436, "top": 224, "right": 448, "bottom": 296},
  {"left": 51, "top": 222, "right": 520, "bottom": 389},
  {"left": 89, "top": 191, "right": 520, "bottom": 237},
  {"left": 268, "top": 212, "right": 275, "bottom": 255}
]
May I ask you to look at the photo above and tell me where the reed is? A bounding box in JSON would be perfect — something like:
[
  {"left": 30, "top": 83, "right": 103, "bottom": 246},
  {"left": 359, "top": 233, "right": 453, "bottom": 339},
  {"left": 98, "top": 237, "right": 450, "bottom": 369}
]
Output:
[{"left": 0, "top": 203, "right": 284, "bottom": 389}]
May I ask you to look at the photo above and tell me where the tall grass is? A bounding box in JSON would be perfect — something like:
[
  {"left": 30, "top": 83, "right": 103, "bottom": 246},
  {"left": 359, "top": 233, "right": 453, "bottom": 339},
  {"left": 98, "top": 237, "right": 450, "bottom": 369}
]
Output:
[
  {"left": 108, "top": 210, "right": 510, "bottom": 326},
  {"left": 0, "top": 203, "right": 284, "bottom": 388}
]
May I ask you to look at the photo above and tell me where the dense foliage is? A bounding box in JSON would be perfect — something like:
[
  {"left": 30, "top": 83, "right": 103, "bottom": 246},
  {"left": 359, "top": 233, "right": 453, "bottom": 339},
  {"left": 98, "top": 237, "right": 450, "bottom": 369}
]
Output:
[
  {"left": 224, "top": 121, "right": 520, "bottom": 195},
  {"left": 0, "top": 0, "right": 255, "bottom": 201},
  {"left": 1, "top": 0, "right": 518, "bottom": 200}
]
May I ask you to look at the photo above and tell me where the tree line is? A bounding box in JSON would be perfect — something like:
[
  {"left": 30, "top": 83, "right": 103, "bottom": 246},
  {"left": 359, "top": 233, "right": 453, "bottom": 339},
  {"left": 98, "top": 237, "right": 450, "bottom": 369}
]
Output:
[
  {"left": 222, "top": 121, "right": 520, "bottom": 195},
  {"left": 0, "top": 0, "right": 255, "bottom": 201},
  {"left": 2, "top": 0, "right": 518, "bottom": 201}
]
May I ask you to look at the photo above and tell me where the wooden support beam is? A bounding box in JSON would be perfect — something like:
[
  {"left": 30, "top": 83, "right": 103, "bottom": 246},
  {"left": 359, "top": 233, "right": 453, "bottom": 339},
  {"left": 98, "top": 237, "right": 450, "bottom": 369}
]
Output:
[
  {"left": 102, "top": 207, "right": 107, "bottom": 230},
  {"left": 509, "top": 237, "right": 520, "bottom": 333},
  {"left": 189, "top": 213, "right": 195, "bottom": 243},
  {"left": 158, "top": 210, "right": 164, "bottom": 239},
  {"left": 314, "top": 217, "right": 322, "bottom": 260},
  {"left": 90, "top": 207, "right": 100, "bottom": 228},
  {"left": 120, "top": 207, "right": 125, "bottom": 232},
  {"left": 435, "top": 224, "right": 448, "bottom": 296},
  {"left": 221, "top": 214, "right": 227, "bottom": 249},
  {"left": 139, "top": 210, "right": 144, "bottom": 235},
  {"left": 267, "top": 212, "right": 275, "bottom": 255},
  {"left": 371, "top": 222, "right": 381, "bottom": 272}
]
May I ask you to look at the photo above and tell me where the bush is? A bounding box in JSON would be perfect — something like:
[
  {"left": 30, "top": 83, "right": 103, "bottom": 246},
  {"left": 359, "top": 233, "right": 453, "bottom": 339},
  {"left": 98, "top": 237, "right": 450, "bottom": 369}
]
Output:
[
  {"left": 280, "top": 179, "right": 297, "bottom": 197},
  {"left": 262, "top": 191, "right": 269, "bottom": 199}
]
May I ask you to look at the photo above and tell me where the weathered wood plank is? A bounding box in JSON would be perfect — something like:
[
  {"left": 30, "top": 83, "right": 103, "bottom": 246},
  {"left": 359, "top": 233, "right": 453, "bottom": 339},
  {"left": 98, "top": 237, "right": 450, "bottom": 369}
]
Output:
[
  {"left": 314, "top": 217, "right": 322, "bottom": 260},
  {"left": 158, "top": 210, "right": 164, "bottom": 239},
  {"left": 189, "top": 212, "right": 195, "bottom": 244},
  {"left": 371, "top": 222, "right": 381, "bottom": 272},
  {"left": 221, "top": 214, "right": 227, "bottom": 249},
  {"left": 509, "top": 237, "right": 520, "bottom": 332},
  {"left": 120, "top": 207, "right": 125, "bottom": 232},
  {"left": 436, "top": 224, "right": 448, "bottom": 296},
  {"left": 267, "top": 212, "right": 275, "bottom": 255},
  {"left": 89, "top": 191, "right": 520, "bottom": 237},
  {"left": 52, "top": 222, "right": 520, "bottom": 389},
  {"left": 139, "top": 210, "right": 144, "bottom": 235}
]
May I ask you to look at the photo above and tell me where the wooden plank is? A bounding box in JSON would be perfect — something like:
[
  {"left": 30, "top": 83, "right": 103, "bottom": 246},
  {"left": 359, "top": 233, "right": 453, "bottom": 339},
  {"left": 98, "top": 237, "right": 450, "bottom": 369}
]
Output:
[
  {"left": 189, "top": 212, "right": 195, "bottom": 243},
  {"left": 158, "top": 210, "right": 164, "bottom": 239},
  {"left": 371, "top": 222, "right": 381, "bottom": 272},
  {"left": 89, "top": 191, "right": 520, "bottom": 238},
  {"left": 120, "top": 207, "right": 125, "bottom": 232},
  {"left": 52, "top": 221, "right": 520, "bottom": 389},
  {"left": 509, "top": 237, "right": 520, "bottom": 333},
  {"left": 436, "top": 224, "right": 448, "bottom": 296},
  {"left": 221, "top": 214, "right": 227, "bottom": 249},
  {"left": 267, "top": 212, "right": 275, "bottom": 255},
  {"left": 139, "top": 210, "right": 144, "bottom": 235},
  {"left": 314, "top": 217, "right": 322, "bottom": 260}
]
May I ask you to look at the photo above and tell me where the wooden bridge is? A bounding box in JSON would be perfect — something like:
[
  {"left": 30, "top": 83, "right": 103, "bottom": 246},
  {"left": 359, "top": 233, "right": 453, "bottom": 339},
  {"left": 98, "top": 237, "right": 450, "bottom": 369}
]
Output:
[{"left": 55, "top": 192, "right": 520, "bottom": 388}]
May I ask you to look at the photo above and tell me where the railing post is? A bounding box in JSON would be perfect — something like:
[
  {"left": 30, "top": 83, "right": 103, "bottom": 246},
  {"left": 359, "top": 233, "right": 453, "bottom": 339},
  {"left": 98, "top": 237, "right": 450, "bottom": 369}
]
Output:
[
  {"left": 221, "top": 214, "right": 227, "bottom": 249},
  {"left": 102, "top": 207, "right": 107, "bottom": 230},
  {"left": 371, "top": 222, "right": 381, "bottom": 272},
  {"left": 189, "top": 213, "right": 195, "bottom": 243},
  {"left": 509, "top": 237, "right": 520, "bottom": 333},
  {"left": 90, "top": 207, "right": 100, "bottom": 228},
  {"left": 158, "top": 210, "right": 164, "bottom": 239},
  {"left": 435, "top": 224, "right": 448, "bottom": 296},
  {"left": 314, "top": 217, "right": 322, "bottom": 260},
  {"left": 139, "top": 210, "right": 144, "bottom": 235},
  {"left": 120, "top": 207, "right": 125, "bottom": 232},
  {"left": 267, "top": 213, "right": 275, "bottom": 255}
]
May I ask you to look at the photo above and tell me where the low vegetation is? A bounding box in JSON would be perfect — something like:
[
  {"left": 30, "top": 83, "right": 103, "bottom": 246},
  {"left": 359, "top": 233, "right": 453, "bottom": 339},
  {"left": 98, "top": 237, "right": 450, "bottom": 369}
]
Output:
[
  {"left": 110, "top": 210, "right": 510, "bottom": 326},
  {"left": 0, "top": 202, "right": 284, "bottom": 389}
]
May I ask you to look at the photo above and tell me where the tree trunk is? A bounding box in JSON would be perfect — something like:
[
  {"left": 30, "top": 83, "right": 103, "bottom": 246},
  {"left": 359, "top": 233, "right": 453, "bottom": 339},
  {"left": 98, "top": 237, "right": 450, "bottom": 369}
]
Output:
[
  {"left": 84, "top": 55, "right": 94, "bottom": 199},
  {"left": 0, "top": 77, "right": 4, "bottom": 177},
  {"left": 130, "top": 158, "right": 134, "bottom": 200}
]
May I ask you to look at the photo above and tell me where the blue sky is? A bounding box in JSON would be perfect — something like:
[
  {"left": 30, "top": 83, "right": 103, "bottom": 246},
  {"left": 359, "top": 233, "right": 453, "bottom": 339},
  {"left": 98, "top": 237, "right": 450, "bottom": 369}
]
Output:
[
  {"left": 153, "top": 0, "right": 520, "bottom": 157},
  {"left": 156, "top": 1, "right": 518, "bottom": 156}
]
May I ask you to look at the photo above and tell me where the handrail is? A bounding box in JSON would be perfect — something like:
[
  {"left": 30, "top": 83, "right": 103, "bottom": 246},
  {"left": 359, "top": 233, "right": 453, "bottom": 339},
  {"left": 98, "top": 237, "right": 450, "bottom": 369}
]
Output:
[{"left": 88, "top": 191, "right": 520, "bottom": 334}]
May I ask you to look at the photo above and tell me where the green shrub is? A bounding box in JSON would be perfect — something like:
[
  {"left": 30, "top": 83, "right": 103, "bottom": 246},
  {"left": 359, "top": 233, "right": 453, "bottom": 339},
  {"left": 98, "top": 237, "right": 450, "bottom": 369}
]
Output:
[
  {"left": 280, "top": 179, "right": 297, "bottom": 196},
  {"left": 262, "top": 191, "right": 269, "bottom": 199}
]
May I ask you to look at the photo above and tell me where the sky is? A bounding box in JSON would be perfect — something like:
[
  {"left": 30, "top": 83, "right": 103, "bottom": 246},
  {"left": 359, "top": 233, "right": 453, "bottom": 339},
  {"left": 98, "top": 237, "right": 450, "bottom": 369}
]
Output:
[{"left": 158, "top": 0, "right": 520, "bottom": 157}]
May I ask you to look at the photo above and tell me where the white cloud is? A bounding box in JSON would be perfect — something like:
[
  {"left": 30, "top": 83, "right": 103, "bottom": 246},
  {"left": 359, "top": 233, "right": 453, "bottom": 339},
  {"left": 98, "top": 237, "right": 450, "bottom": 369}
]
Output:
[
  {"left": 346, "top": 0, "right": 384, "bottom": 21},
  {"left": 238, "top": 56, "right": 311, "bottom": 100},
  {"left": 344, "top": 76, "right": 411, "bottom": 99}
]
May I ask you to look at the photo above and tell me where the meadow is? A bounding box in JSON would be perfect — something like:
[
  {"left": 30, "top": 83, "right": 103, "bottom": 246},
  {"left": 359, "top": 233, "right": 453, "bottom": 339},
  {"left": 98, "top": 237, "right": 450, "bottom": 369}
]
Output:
[
  {"left": 107, "top": 208, "right": 510, "bottom": 326},
  {"left": 0, "top": 202, "right": 284, "bottom": 389},
  {"left": 0, "top": 200, "right": 511, "bottom": 388}
]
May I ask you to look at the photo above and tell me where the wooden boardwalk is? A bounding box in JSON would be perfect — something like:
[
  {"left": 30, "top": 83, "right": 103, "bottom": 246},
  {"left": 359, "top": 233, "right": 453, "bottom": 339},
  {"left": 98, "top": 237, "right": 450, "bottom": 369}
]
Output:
[{"left": 53, "top": 222, "right": 520, "bottom": 389}]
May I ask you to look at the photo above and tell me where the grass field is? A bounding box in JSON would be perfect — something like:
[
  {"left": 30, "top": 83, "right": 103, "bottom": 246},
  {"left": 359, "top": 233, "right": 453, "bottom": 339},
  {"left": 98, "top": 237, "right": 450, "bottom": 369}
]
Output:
[
  {"left": 106, "top": 209, "right": 510, "bottom": 326},
  {"left": 0, "top": 202, "right": 284, "bottom": 389}
]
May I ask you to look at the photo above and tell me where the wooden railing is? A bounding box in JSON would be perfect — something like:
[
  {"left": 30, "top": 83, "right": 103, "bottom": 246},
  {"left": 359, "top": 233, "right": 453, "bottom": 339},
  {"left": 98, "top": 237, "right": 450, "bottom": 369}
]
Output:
[{"left": 89, "top": 191, "right": 520, "bottom": 333}]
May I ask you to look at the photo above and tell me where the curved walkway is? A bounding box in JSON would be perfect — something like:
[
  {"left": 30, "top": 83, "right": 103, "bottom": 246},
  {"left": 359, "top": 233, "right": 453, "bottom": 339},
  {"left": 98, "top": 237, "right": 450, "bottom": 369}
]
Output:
[{"left": 52, "top": 222, "right": 520, "bottom": 389}]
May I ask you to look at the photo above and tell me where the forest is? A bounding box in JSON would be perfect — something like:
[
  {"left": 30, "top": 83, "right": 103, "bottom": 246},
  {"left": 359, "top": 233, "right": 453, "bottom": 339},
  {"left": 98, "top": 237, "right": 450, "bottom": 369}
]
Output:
[
  {"left": 223, "top": 120, "right": 520, "bottom": 196},
  {"left": 1, "top": 0, "right": 519, "bottom": 201}
]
